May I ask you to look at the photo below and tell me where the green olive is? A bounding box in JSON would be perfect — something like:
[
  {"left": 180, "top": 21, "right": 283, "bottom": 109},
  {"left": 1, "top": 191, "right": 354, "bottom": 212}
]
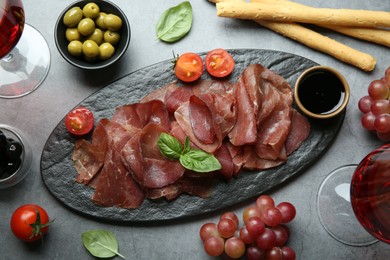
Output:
[
  {"left": 63, "top": 6, "right": 83, "bottom": 27},
  {"left": 82, "top": 3, "right": 100, "bottom": 19},
  {"left": 82, "top": 40, "right": 99, "bottom": 58},
  {"left": 95, "top": 12, "right": 107, "bottom": 30},
  {"left": 103, "top": 30, "right": 120, "bottom": 45},
  {"left": 77, "top": 17, "right": 95, "bottom": 36},
  {"left": 67, "top": 40, "right": 83, "bottom": 57},
  {"left": 65, "top": 28, "right": 81, "bottom": 42},
  {"left": 103, "top": 14, "right": 122, "bottom": 32},
  {"left": 99, "top": 43, "right": 115, "bottom": 60},
  {"left": 87, "top": 28, "right": 104, "bottom": 45}
]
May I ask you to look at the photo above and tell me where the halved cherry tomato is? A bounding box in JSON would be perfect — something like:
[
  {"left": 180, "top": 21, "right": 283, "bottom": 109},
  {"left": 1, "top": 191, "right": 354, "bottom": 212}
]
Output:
[
  {"left": 205, "top": 48, "right": 235, "bottom": 78},
  {"left": 10, "top": 204, "right": 53, "bottom": 242},
  {"left": 174, "top": 52, "right": 203, "bottom": 82},
  {"left": 65, "top": 106, "right": 94, "bottom": 135}
]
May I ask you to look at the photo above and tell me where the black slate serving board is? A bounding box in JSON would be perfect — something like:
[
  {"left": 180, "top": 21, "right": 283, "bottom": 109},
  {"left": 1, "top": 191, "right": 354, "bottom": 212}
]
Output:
[{"left": 40, "top": 49, "right": 344, "bottom": 223}]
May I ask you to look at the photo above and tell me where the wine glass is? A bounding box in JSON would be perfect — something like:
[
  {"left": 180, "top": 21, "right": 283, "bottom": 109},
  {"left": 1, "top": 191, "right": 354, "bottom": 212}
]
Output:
[
  {"left": 0, "top": 0, "right": 50, "bottom": 98},
  {"left": 317, "top": 143, "right": 390, "bottom": 246}
]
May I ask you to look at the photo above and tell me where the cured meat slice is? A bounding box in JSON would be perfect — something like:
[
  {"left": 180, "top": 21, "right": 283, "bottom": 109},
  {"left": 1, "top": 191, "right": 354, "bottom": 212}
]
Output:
[
  {"left": 189, "top": 95, "right": 217, "bottom": 144},
  {"left": 112, "top": 100, "right": 171, "bottom": 132},
  {"left": 92, "top": 147, "right": 145, "bottom": 209},
  {"left": 228, "top": 76, "right": 257, "bottom": 146},
  {"left": 164, "top": 85, "right": 194, "bottom": 113},
  {"left": 140, "top": 81, "right": 178, "bottom": 103},
  {"left": 73, "top": 121, "right": 108, "bottom": 184},
  {"left": 213, "top": 142, "right": 235, "bottom": 179},
  {"left": 121, "top": 123, "right": 186, "bottom": 189},
  {"left": 175, "top": 99, "right": 222, "bottom": 153},
  {"left": 285, "top": 109, "right": 311, "bottom": 155},
  {"left": 233, "top": 145, "right": 285, "bottom": 171}
]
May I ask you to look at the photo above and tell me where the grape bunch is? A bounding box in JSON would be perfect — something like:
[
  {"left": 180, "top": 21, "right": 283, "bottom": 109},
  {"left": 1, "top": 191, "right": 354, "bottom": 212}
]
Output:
[
  {"left": 0, "top": 130, "right": 23, "bottom": 179},
  {"left": 199, "top": 195, "right": 296, "bottom": 260},
  {"left": 358, "top": 67, "right": 390, "bottom": 141}
]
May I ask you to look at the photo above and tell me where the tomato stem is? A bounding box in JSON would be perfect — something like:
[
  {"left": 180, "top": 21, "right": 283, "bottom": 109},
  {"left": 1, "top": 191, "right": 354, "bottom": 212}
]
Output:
[{"left": 28, "top": 209, "right": 54, "bottom": 242}]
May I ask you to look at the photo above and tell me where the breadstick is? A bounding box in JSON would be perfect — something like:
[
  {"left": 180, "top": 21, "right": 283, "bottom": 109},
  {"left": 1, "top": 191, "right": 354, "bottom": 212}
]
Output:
[
  {"left": 216, "top": 1, "right": 390, "bottom": 28},
  {"left": 251, "top": 0, "right": 390, "bottom": 47}
]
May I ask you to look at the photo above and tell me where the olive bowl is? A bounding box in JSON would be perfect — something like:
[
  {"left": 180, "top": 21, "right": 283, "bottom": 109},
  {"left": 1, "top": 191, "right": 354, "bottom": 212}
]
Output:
[{"left": 54, "top": 0, "right": 130, "bottom": 70}]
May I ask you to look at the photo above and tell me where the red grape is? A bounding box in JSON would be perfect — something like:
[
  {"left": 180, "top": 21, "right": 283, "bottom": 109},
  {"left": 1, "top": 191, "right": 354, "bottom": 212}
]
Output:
[
  {"left": 217, "top": 218, "right": 236, "bottom": 238},
  {"left": 239, "top": 226, "right": 255, "bottom": 244},
  {"left": 361, "top": 112, "right": 376, "bottom": 131},
  {"left": 256, "top": 195, "right": 275, "bottom": 214},
  {"left": 246, "top": 246, "right": 266, "bottom": 260},
  {"left": 262, "top": 207, "right": 283, "bottom": 227},
  {"left": 224, "top": 237, "right": 245, "bottom": 259},
  {"left": 368, "top": 79, "right": 389, "bottom": 100},
  {"left": 204, "top": 236, "right": 225, "bottom": 257},
  {"left": 220, "top": 212, "right": 239, "bottom": 228},
  {"left": 272, "top": 225, "right": 289, "bottom": 246},
  {"left": 358, "top": 95, "right": 373, "bottom": 113},
  {"left": 377, "top": 130, "right": 390, "bottom": 141},
  {"left": 276, "top": 202, "right": 296, "bottom": 223},
  {"left": 256, "top": 228, "right": 276, "bottom": 250},
  {"left": 246, "top": 216, "right": 265, "bottom": 238},
  {"left": 374, "top": 114, "right": 390, "bottom": 133},
  {"left": 371, "top": 99, "right": 390, "bottom": 116},
  {"left": 281, "top": 246, "right": 296, "bottom": 260},
  {"left": 266, "top": 247, "right": 283, "bottom": 260},
  {"left": 243, "top": 205, "right": 261, "bottom": 223},
  {"left": 199, "top": 222, "right": 219, "bottom": 241}
]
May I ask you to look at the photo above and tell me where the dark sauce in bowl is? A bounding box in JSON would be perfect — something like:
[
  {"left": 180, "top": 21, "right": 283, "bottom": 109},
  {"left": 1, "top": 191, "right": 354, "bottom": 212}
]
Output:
[
  {"left": 298, "top": 70, "right": 345, "bottom": 114},
  {"left": 294, "top": 66, "right": 350, "bottom": 119}
]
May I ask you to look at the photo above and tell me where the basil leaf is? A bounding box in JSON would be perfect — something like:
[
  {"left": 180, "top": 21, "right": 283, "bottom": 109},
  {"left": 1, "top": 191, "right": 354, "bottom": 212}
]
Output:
[
  {"left": 158, "top": 133, "right": 183, "bottom": 159},
  {"left": 156, "top": 1, "right": 193, "bottom": 43},
  {"left": 180, "top": 149, "right": 222, "bottom": 173},
  {"left": 81, "top": 230, "right": 125, "bottom": 259},
  {"left": 183, "top": 137, "right": 191, "bottom": 154}
]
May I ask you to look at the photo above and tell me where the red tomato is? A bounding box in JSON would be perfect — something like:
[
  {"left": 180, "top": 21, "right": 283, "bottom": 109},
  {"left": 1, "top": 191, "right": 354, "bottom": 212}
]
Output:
[
  {"left": 174, "top": 52, "right": 203, "bottom": 82},
  {"left": 10, "top": 204, "right": 52, "bottom": 242},
  {"left": 205, "top": 48, "right": 235, "bottom": 78},
  {"left": 65, "top": 106, "right": 94, "bottom": 135}
]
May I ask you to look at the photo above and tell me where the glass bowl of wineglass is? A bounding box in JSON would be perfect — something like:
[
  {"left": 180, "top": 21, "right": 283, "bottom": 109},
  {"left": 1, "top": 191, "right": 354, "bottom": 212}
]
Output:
[
  {"left": 317, "top": 143, "right": 390, "bottom": 246},
  {"left": 0, "top": 0, "right": 50, "bottom": 98}
]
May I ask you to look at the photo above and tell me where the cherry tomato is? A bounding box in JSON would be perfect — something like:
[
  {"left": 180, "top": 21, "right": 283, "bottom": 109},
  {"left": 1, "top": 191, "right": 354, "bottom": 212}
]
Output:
[
  {"left": 174, "top": 52, "right": 203, "bottom": 82},
  {"left": 65, "top": 106, "right": 94, "bottom": 135},
  {"left": 10, "top": 204, "right": 52, "bottom": 242},
  {"left": 205, "top": 48, "right": 235, "bottom": 78}
]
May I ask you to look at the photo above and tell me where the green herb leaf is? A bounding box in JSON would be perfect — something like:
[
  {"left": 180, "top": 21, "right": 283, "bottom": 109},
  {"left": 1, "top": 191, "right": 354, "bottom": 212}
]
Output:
[
  {"left": 180, "top": 149, "right": 222, "bottom": 173},
  {"left": 183, "top": 137, "right": 191, "bottom": 154},
  {"left": 81, "top": 230, "right": 125, "bottom": 259},
  {"left": 156, "top": 1, "right": 193, "bottom": 43},
  {"left": 158, "top": 133, "right": 183, "bottom": 159}
]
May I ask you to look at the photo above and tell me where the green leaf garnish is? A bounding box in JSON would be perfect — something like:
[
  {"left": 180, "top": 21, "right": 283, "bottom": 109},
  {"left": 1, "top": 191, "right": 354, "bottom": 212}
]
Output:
[
  {"left": 82, "top": 230, "right": 125, "bottom": 259},
  {"left": 157, "top": 133, "right": 222, "bottom": 173},
  {"left": 156, "top": 1, "right": 193, "bottom": 43}
]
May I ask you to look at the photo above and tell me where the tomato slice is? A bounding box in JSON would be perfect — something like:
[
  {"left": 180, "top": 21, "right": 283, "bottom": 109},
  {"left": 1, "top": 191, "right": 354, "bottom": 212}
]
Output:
[
  {"left": 65, "top": 106, "right": 94, "bottom": 135},
  {"left": 174, "top": 52, "right": 204, "bottom": 82},
  {"left": 205, "top": 48, "right": 235, "bottom": 78}
]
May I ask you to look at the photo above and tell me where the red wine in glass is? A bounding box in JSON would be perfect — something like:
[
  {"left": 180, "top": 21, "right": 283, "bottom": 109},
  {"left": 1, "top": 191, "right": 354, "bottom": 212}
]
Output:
[
  {"left": 0, "top": 0, "right": 50, "bottom": 98},
  {"left": 0, "top": 0, "right": 24, "bottom": 58},
  {"left": 351, "top": 143, "right": 390, "bottom": 244}
]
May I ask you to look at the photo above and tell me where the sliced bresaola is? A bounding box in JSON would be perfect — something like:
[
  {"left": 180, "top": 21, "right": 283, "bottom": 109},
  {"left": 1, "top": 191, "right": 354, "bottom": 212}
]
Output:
[
  {"left": 285, "top": 109, "right": 311, "bottom": 155},
  {"left": 121, "top": 123, "right": 185, "bottom": 189},
  {"left": 175, "top": 96, "right": 222, "bottom": 153},
  {"left": 91, "top": 147, "right": 145, "bottom": 209},
  {"left": 73, "top": 121, "right": 108, "bottom": 184},
  {"left": 164, "top": 85, "right": 194, "bottom": 114},
  {"left": 140, "top": 81, "right": 178, "bottom": 103},
  {"left": 111, "top": 100, "right": 171, "bottom": 132}
]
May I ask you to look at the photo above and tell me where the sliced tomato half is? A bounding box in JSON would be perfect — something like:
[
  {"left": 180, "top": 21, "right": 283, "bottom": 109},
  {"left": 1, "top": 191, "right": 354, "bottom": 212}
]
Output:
[
  {"left": 205, "top": 48, "right": 235, "bottom": 78},
  {"left": 174, "top": 52, "right": 204, "bottom": 83},
  {"left": 65, "top": 106, "right": 94, "bottom": 135}
]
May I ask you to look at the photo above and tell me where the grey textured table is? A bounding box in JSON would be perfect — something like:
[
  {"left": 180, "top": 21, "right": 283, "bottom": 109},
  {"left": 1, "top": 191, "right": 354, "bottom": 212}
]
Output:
[{"left": 1, "top": 0, "right": 389, "bottom": 259}]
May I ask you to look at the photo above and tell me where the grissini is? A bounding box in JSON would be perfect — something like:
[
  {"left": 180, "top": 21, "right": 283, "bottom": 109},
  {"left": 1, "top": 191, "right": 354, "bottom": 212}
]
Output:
[
  {"left": 209, "top": 0, "right": 376, "bottom": 71},
  {"left": 255, "top": 20, "right": 376, "bottom": 71},
  {"left": 216, "top": 1, "right": 390, "bottom": 28},
  {"left": 251, "top": 0, "right": 390, "bottom": 47}
]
